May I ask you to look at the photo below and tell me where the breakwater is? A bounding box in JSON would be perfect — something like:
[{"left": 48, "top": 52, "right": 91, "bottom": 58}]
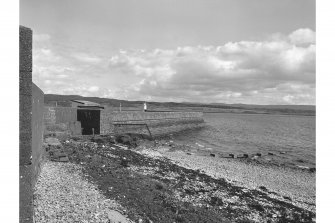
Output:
[
  {"left": 44, "top": 108, "right": 205, "bottom": 137},
  {"left": 100, "top": 111, "right": 204, "bottom": 137}
]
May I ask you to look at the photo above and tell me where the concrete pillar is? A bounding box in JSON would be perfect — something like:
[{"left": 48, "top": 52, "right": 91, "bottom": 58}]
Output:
[{"left": 19, "top": 25, "right": 33, "bottom": 223}]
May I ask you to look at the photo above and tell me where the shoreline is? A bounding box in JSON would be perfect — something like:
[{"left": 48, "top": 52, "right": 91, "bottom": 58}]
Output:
[
  {"left": 135, "top": 138, "right": 316, "bottom": 213},
  {"left": 36, "top": 135, "right": 315, "bottom": 222}
]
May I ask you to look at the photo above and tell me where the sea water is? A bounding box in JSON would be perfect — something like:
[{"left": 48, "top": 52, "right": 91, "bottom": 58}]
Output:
[{"left": 173, "top": 112, "right": 316, "bottom": 168}]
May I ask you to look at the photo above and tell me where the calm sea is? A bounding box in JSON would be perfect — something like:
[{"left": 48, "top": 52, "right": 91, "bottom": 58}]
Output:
[{"left": 173, "top": 112, "right": 316, "bottom": 168}]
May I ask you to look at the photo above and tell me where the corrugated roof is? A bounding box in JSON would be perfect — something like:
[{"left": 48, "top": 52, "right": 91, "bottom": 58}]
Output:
[{"left": 71, "top": 100, "right": 102, "bottom": 106}]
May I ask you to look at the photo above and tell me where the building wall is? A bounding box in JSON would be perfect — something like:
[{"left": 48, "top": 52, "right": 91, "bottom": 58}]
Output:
[
  {"left": 31, "top": 83, "right": 44, "bottom": 188},
  {"left": 20, "top": 25, "right": 45, "bottom": 223},
  {"left": 100, "top": 111, "right": 204, "bottom": 137},
  {"left": 55, "top": 107, "right": 77, "bottom": 123},
  {"left": 44, "top": 107, "right": 77, "bottom": 124},
  {"left": 43, "top": 107, "right": 56, "bottom": 125},
  {"left": 19, "top": 25, "right": 33, "bottom": 223},
  {"left": 44, "top": 107, "right": 81, "bottom": 135},
  {"left": 71, "top": 101, "right": 81, "bottom": 108}
]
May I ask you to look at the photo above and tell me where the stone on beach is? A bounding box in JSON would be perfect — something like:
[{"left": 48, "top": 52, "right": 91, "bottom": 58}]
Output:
[
  {"left": 236, "top": 154, "right": 248, "bottom": 158},
  {"left": 159, "top": 146, "right": 316, "bottom": 213},
  {"left": 107, "top": 210, "right": 130, "bottom": 223},
  {"left": 33, "top": 161, "right": 131, "bottom": 223}
]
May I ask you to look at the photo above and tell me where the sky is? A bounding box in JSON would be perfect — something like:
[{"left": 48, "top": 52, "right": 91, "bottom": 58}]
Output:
[{"left": 20, "top": 0, "right": 315, "bottom": 105}]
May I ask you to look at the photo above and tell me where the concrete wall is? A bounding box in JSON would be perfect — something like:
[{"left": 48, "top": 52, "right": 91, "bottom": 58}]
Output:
[
  {"left": 20, "top": 26, "right": 45, "bottom": 223},
  {"left": 43, "top": 107, "right": 56, "bottom": 125},
  {"left": 44, "top": 106, "right": 77, "bottom": 124},
  {"left": 100, "top": 111, "right": 204, "bottom": 137},
  {"left": 44, "top": 107, "right": 81, "bottom": 135},
  {"left": 31, "top": 84, "right": 44, "bottom": 187}
]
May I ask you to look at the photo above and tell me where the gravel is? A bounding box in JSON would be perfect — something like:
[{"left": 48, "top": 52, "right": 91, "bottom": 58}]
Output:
[{"left": 33, "top": 160, "right": 132, "bottom": 223}]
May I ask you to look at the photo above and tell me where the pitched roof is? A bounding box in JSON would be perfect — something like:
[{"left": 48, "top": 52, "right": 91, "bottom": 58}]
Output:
[{"left": 71, "top": 100, "right": 104, "bottom": 108}]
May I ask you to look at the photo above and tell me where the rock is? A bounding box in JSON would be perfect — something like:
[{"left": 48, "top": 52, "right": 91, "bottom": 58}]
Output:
[
  {"left": 210, "top": 153, "right": 216, "bottom": 157},
  {"left": 283, "top": 196, "right": 292, "bottom": 201},
  {"left": 229, "top": 153, "right": 235, "bottom": 158},
  {"left": 59, "top": 157, "right": 69, "bottom": 162},
  {"left": 116, "top": 135, "right": 132, "bottom": 146},
  {"left": 237, "top": 154, "right": 248, "bottom": 158},
  {"left": 256, "top": 153, "right": 262, "bottom": 156},
  {"left": 219, "top": 153, "right": 234, "bottom": 158},
  {"left": 210, "top": 196, "right": 224, "bottom": 206},
  {"left": 268, "top": 152, "right": 274, "bottom": 155},
  {"left": 57, "top": 152, "right": 67, "bottom": 158},
  {"left": 297, "top": 159, "right": 305, "bottom": 163},
  {"left": 107, "top": 210, "right": 129, "bottom": 223},
  {"left": 296, "top": 165, "right": 309, "bottom": 170},
  {"left": 120, "top": 157, "right": 129, "bottom": 167},
  {"left": 309, "top": 167, "right": 316, "bottom": 173},
  {"left": 45, "top": 137, "right": 62, "bottom": 146},
  {"left": 259, "top": 186, "right": 267, "bottom": 191}
]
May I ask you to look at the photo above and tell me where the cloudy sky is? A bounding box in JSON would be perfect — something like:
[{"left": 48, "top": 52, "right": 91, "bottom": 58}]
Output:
[{"left": 20, "top": 0, "right": 315, "bottom": 105}]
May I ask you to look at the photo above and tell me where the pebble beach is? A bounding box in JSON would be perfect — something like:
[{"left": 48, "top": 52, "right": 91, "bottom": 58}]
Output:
[
  {"left": 148, "top": 143, "right": 316, "bottom": 213},
  {"left": 33, "top": 135, "right": 316, "bottom": 222}
]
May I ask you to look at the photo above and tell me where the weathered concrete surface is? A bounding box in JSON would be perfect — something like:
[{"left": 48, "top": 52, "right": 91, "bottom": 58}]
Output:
[
  {"left": 44, "top": 107, "right": 81, "bottom": 135},
  {"left": 43, "top": 107, "right": 56, "bottom": 125},
  {"left": 44, "top": 106, "right": 77, "bottom": 125},
  {"left": 100, "top": 111, "right": 204, "bottom": 136},
  {"left": 67, "top": 121, "right": 82, "bottom": 135},
  {"left": 20, "top": 165, "right": 33, "bottom": 223},
  {"left": 20, "top": 25, "right": 45, "bottom": 223},
  {"left": 20, "top": 25, "right": 33, "bottom": 223},
  {"left": 19, "top": 26, "right": 32, "bottom": 72},
  {"left": 31, "top": 83, "right": 44, "bottom": 185}
]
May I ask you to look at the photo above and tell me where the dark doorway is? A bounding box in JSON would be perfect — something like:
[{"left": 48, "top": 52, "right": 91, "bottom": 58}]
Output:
[{"left": 77, "top": 109, "right": 100, "bottom": 135}]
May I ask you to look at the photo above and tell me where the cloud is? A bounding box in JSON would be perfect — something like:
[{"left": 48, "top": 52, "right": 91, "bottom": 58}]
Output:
[
  {"left": 33, "top": 34, "right": 50, "bottom": 42},
  {"left": 88, "top": 86, "right": 100, "bottom": 92},
  {"left": 32, "top": 28, "right": 315, "bottom": 105},
  {"left": 72, "top": 53, "right": 102, "bottom": 64},
  {"left": 106, "top": 29, "right": 315, "bottom": 104},
  {"left": 289, "top": 28, "right": 315, "bottom": 45}
]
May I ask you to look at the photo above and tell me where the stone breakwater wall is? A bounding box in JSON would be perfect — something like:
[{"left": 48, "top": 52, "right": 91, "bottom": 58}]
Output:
[
  {"left": 100, "top": 111, "right": 205, "bottom": 137},
  {"left": 20, "top": 25, "right": 45, "bottom": 223}
]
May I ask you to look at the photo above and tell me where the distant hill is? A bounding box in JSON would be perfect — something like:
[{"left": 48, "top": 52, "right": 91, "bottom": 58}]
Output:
[
  {"left": 210, "top": 103, "right": 315, "bottom": 111},
  {"left": 44, "top": 94, "right": 315, "bottom": 116}
]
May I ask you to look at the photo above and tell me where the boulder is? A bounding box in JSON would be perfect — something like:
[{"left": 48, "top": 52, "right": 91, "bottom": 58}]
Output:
[
  {"left": 237, "top": 154, "right": 248, "bottom": 158},
  {"left": 309, "top": 167, "right": 316, "bottom": 173},
  {"left": 59, "top": 157, "right": 69, "bottom": 162},
  {"left": 219, "top": 153, "right": 235, "bottom": 158},
  {"left": 107, "top": 210, "right": 130, "bottom": 223}
]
